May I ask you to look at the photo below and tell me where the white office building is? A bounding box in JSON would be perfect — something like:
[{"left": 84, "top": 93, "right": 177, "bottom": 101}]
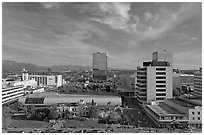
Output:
[
  {"left": 28, "top": 75, "right": 63, "bottom": 87},
  {"left": 136, "top": 51, "right": 173, "bottom": 104}
]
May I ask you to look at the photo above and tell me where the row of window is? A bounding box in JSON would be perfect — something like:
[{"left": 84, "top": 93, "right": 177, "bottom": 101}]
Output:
[
  {"left": 156, "top": 76, "right": 166, "bottom": 79},
  {"left": 192, "top": 117, "right": 201, "bottom": 120},
  {"left": 156, "top": 81, "right": 166, "bottom": 83},
  {"left": 156, "top": 68, "right": 166, "bottom": 71},
  {"left": 25, "top": 98, "right": 45, "bottom": 104},
  {"left": 156, "top": 85, "right": 166, "bottom": 87},
  {"left": 156, "top": 93, "right": 166, "bottom": 96},
  {"left": 2, "top": 86, "right": 24, "bottom": 92},
  {"left": 156, "top": 72, "right": 166, "bottom": 75},
  {"left": 192, "top": 112, "right": 201, "bottom": 115},
  {"left": 3, "top": 89, "right": 23, "bottom": 96},
  {"left": 2, "top": 92, "right": 24, "bottom": 100},
  {"left": 156, "top": 89, "right": 166, "bottom": 92}
]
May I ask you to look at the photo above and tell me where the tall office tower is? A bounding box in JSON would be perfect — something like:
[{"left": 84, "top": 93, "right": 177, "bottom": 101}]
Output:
[
  {"left": 193, "top": 68, "right": 202, "bottom": 97},
  {"left": 152, "top": 50, "right": 173, "bottom": 66},
  {"left": 92, "top": 52, "right": 107, "bottom": 82},
  {"left": 136, "top": 51, "right": 173, "bottom": 104}
]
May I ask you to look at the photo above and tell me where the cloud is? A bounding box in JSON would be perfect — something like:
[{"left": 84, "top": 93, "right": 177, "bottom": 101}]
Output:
[
  {"left": 144, "top": 12, "right": 153, "bottom": 21},
  {"left": 79, "top": 2, "right": 201, "bottom": 42},
  {"left": 40, "top": 2, "right": 60, "bottom": 10}
]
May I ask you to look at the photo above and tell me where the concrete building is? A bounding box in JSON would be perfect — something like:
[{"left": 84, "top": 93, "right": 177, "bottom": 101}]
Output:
[
  {"left": 28, "top": 74, "right": 63, "bottom": 87},
  {"left": 13, "top": 79, "right": 37, "bottom": 88},
  {"left": 92, "top": 52, "right": 107, "bottom": 82},
  {"left": 173, "top": 73, "right": 194, "bottom": 90},
  {"left": 193, "top": 68, "right": 202, "bottom": 97},
  {"left": 188, "top": 106, "right": 202, "bottom": 128},
  {"left": 22, "top": 68, "right": 29, "bottom": 81},
  {"left": 113, "top": 73, "right": 136, "bottom": 97},
  {"left": 144, "top": 97, "right": 202, "bottom": 128},
  {"left": 136, "top": 51, "right": 173, "bottom": 104},
  {"left": 152, "top": 50, "right": 173, "bottom": 66},
  {"left": 24, "top": 87, "right": 45, "bottom": 95},
  {"left": 2, "top": 85, "right": 25, "bottom": 105},
  {"left": 18, "top": 92, "right": 122, "bottom": 106}
]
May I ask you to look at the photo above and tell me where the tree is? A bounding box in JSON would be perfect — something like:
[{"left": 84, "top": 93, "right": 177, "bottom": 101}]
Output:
[{"left": 49, "top": 104, "right": 58, "bottom": 119}]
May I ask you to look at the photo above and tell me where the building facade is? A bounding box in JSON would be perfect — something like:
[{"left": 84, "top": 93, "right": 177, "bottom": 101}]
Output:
[
  {"left": 92, "top": 52, "right": 107, "bottom": 82},
  {"left": 2, "top": 85, "right": 25, "bottom": 105},
  {"left": 28, "top": 75, "right": 62, "bottom": 87},
  {"left": 144, "top": 97, "right": 202, "bottom": 128},
  {"left": 136, "top": 51, "right": 173, "bottom": 104},
  {"left": 193, "top": 68, "right": 202, "bottom": 97},
  {"left": 173, "top": 73, "right": 194, "bottom": 90}
]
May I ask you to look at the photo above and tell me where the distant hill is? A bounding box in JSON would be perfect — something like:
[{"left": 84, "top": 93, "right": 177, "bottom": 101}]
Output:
[
  {"left": 2, "top": 60, "right": 46, "bottom": 73},
  {"left": 50, "top": 65, "right": 91, "bottom": 72},
  {"left": 2, "top": 60, "right": 135, "bottom": 73}
]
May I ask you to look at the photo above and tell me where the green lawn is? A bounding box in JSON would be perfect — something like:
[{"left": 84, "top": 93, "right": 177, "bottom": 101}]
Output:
[
  {"left": 8, "top": 119, "right": 52, "bottom": 128},
  {"left": 64, "top": 119, "right": 106, "bottom": 128}
]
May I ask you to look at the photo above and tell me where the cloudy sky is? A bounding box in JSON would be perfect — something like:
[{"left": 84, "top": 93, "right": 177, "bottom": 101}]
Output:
[{"left": 2, "top": 2, "right": 202, "bottom": 69}]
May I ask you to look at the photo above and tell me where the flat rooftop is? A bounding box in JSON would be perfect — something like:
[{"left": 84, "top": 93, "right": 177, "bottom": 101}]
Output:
[
  {"left": 147, "top": 103, "right": 186, "bottom": 116},
  {"left": 25, "top": 91, "right": 120, "bottom": 98},
  {"left": 169, "top": 98, "right": 198, "bottom": 108}
]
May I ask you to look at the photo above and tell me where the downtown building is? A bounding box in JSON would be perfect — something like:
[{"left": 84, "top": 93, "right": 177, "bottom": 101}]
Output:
[
  {"left": 92, "top": 52, "right": 107, "bottom": 82},
  {"left": 22, "top": 69, "right": 63, "bottom": 87},
  {"left": 193, "top": 68, "right": 202, "bottom": 98},
  {"left": 2, "top": 85, "right": 25, "bottom": 105},
  {"left": 136, "top": 51, "right": 173, "bottom": 104}
]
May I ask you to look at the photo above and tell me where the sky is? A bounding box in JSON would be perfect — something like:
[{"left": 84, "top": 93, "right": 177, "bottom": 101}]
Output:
[{"left": 2, "top": 2, "right": 202, "bottom": 70}]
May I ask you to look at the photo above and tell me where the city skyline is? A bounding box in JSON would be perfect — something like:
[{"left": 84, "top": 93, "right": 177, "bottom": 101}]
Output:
[{"left": 2, "top": 2, "right": 202, "bottom": 70}]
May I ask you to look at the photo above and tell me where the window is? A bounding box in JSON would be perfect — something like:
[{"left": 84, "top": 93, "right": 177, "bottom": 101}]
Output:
[
  {"left": 156, "top": 89, "right": 166, "bottom": 92},
  {"left": 192, "top": 117, "right": 195, "bottom": 120},
  {"left": 156, "top": 85, "right": 166, "bottom": 87},
  {"left": 156, "top": 81, "right": 166, "bottom": 83},
  {"left": 156, "top": 72, "right": 166, "bottom": 75},
  {"left": 156, "top": 93, "right": 166, "bottom": 96},
  {"left": 198, "top": 112, "right": 200, "bottom": 115},
  {"left": 198, "top": 117, "right": 200, "bottom": 120},
  {"left": 156, "top": 68, "right": 166, "bottom": 71},
  {"left": 156, "top": 97, "right": 165, "bottom": 100},
  {"left": 192, "top": 112, "right": 195, "bottom": 115},
  {"left": 161, "top": 117, "right": 164, "bottom": 120},
  {"left": 156, "top": 76, "right": 166, "bottom": 79}
]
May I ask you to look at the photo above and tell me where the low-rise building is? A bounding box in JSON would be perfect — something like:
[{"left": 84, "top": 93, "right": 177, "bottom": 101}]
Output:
[
  {"left": 2, "top": 85, "right": 25, "bottom": 105},
  {"left": 144, "top": 97, "right": 202, "bottom": 129}
]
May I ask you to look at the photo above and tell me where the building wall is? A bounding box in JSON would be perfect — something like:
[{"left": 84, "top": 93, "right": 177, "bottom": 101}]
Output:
[
  {"left": 29, "top": 75, "right": 62, "bottom": 87},
  {"left": 93, "top": 52, "right": 107, "bottom": 70},
  {"left": 152, "top": 51, "right": 173, "bottom": 66},
  {"left": 92, "top": 52, "right": 107, "bottom": 81},
  {"left": 13, "top": 79, "right": 37, "bottom": 88},
  {"left": 2, "top": 85, "right": 25, "bottom": 105},
  {"left": 146, "top": 66, "right": 172, "bottom": 103},
  {"left": 194, "top": 71, "right": 202, "bottom": 96},
  {"left": 188, "top": 106, "right": 202, "bottom": 128}
]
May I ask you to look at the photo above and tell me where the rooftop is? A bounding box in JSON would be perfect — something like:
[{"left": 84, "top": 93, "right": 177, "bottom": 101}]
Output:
[{"left": 147, "top": 104, "right": 185, "bottom": 116}]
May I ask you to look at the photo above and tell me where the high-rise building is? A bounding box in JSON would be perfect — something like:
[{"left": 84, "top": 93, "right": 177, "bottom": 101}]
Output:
[
  {"left": 193, "top": 68, "right": 202, "bottom": 97},
  {"left": 136, "top": 51, "right": 173, "bottom": 104},
  {"left": 92, "top": 52, "right": 107, "bottom": 82},
  {"left": 152, "top": 50, "right": 173, "bottom": 66}
]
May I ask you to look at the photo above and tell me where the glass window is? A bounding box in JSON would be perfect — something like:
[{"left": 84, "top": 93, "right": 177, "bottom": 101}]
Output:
[
  {"left": 198, "top": 117, "right": 200, "bottom": 120},
  {"left": 198, "top": 112, "right": 200, "bottom": 115},
  {"left": 192, "top": 112, "right": 194, "bottom": 115}
]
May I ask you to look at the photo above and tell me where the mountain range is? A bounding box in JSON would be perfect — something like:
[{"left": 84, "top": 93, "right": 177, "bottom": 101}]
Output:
[{"left": 2, "top": 60, "right": 132, "bottom": 73}]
